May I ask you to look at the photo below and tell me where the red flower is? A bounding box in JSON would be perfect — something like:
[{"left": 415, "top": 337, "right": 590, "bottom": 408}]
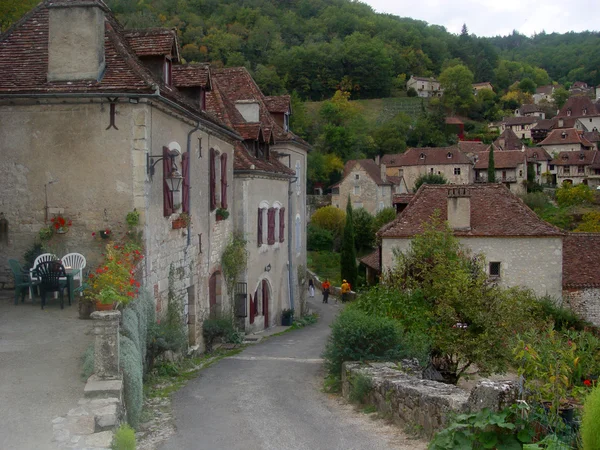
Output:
[
  {"left": 89, "top": 273, "right": 94, "bottom": 278},
  {"left": 135, "top": 281, "right": 140, "bottom": 288},
  {"left": 584, "top": 379, "right": 592, "bottom": 387},
  {"left": 127, "top": 292, "right": 135, "bottom": 297},
  {"left": 51, "top": 218, "right": 55, "bottom": 222},
  {"left": 58, "top": 217, "right": 66, "bottom": 226},
  {"left": 104, "top": 266, "right": 108, "bottom": 271},
  {"left": 53, "top": 222, "right": 60, "bottom": 230},
  {"left": 67, "top": 220, "right": 72, "bottom": 227},
  {"left": 105, "top": 229, "right": 110, "bottom": 234},
  {"left": 92, "top": 232, "right": 96, "bottom": 237},
  {"left": 129, "top": 278, "right": 135, "bottom": 285}
]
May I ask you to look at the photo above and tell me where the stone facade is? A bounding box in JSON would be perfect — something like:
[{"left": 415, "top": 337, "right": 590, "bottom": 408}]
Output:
[
  {"left": 564, "top": 288, "right": 600, "bottom": 327},
  {"left": 397, "top": 164, "right": 472, "bottom": 193},
  {"left": 475, "top": 166, "right": 527, "bottom": 195},
  {"left": 331, "top": 164, "right": 393, "bottom": 214},
  {"left": 407, "top": 76, "right": 443, "bottom": 98},
  {"left": 382, "top": 236, "right": 563, "bottom": 299}
]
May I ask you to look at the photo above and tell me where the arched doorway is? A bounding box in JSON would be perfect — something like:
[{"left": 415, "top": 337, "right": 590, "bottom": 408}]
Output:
[
  {"left": 249, "top": 278, "right": 271, "bottom": 329},
  {"left": 209, "top": 271, "right": 222, "bottom": 319}
]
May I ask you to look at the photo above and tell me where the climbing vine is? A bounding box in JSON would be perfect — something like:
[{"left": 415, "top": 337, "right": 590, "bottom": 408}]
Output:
[{"left": 221, "top": 232, "right": 249, "bottom": 298}]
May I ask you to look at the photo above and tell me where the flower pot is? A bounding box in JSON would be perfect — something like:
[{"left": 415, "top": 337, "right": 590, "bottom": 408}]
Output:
[
  {"left": 172, "top": 218, "right": 186, "bottom": 229},
  {"left": 95, "top": 301, "right": 115, "bottom": 311},
  {"left": 55, "top": 227, "right": 69, "bottom": 234}
]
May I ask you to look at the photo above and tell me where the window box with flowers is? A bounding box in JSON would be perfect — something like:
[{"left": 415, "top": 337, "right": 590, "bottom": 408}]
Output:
[
  {"left": 216, "top": 208, "right": 229, "bottom": 221},
  {"left": 51, "top": 214, "right": 72, "bottom": 234},
  {"left": 172, "top": 212, "right": 191, "bottom": 230}
]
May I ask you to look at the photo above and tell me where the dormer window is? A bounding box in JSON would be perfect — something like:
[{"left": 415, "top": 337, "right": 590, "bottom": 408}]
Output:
[
  {"left": 447, "top": 152, "right": 453, "bottom": 159},
  {"left": 561, "top": 132, "right": 567, "bottom": 139},
  {"left": 284, "top": 113, "right": 290, "bottom": 132},
  {"left": 567, "top": 109, "right": 572, "bottom": 116},
  {"left": 420, "top": 153, "right": 425, "bottom": 160},
  {"left": 355, "top": 174, "right": 360, "bottom": 180},
  {"left": 562, "top": 154, "right": 569, "bottom": 161},
  {"left": 163, "top": 58, "right": 172, "bottom": 86},
  {"left": 533, "top": 152, "right": 538, "bottom": 159},
  {"left": 582, "top": 108, "right": 587, "bottom": 115},
  {"left": 579, "top": 153, "right": 585, "bottom": 161}
]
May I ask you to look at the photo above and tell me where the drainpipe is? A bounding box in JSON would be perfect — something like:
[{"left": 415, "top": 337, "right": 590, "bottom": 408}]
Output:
[{"left": 186, "top": 122, "right": 201, "bottom": 247}]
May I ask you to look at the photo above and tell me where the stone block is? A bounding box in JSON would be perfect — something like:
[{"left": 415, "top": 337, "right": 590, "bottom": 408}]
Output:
[
  {"left": 468, "top": 380, "right": 518, "bottom": 412},
  {"left": 57, "top": 415, "right": 96, "bottom": 435},
  {"left": 84, "top": 376, "right": 123, "bottom": 400},
  {"left": 81, "top": 430, "right": 114, "bottom": 449}
]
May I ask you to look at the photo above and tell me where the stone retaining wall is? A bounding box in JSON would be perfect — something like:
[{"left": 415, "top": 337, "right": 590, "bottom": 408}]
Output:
[
  {"left": 342, "top": 362, "right": 517, "bottom": 438},
  {"left": 307, "top": 269, "right": 357, "bottom": 302}
]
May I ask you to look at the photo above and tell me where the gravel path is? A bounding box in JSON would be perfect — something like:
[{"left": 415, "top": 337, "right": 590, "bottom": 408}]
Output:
[{"left": 158, "top": 300, "right": 427, "bottom": 450}]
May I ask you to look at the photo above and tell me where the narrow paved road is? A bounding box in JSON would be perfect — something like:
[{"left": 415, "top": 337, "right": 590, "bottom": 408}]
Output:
[{"left": 159, "top": 300, "right": 426, "bottom": 450}]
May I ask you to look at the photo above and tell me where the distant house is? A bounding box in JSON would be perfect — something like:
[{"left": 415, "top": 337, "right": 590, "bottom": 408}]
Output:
[
  {"left": 515, "top": 104, "right": 545, "bottom": 119},
  {"left": 474, "top": 150, "right": 527, "bottom": 194},
  {"left": 525, "top": 147, "right": 553, "bottom": 184},
  {"left": 445, "top": 116, "right": 465, "bottom": 139},
  {"left": 382, "top": 146, "right": 473, "bottom": 193},
  {"left": 538, "top": 128, "right": 594, "bottom": 154},
  {"left": 533, "top": 85, "right": 558, "bottom": 104},
  {"left": 501, "top": 116, "right": 539, "bottom": 140},
  {"left": 379, "top": 185, "right": 564, "bottom": 299},
  {"left": 493, "top": 129, "right": 525, "bottom": 151},
  {"left": 359, "top": 247, "right": 381, "bottom": 285},
  {"left": 556, "top": 96, "right": 600, "bottom": 131},
  {"left": 407, "top": 75, "right": 443, "bottom": 98},
  {"left": 532, "top": 116, "right": 589, "bottom": 143},
  {"left": 550, "top": 150, "right": 600, "bottom": 188},
  {"left": 472, "top": 82, "right": 494, "bottom": 94},
  {"left": 569, "top": 81, "right": 594, "bottom": 97},
  {"left": 330, "top": 159, "right": 398, "bottom": 214}
]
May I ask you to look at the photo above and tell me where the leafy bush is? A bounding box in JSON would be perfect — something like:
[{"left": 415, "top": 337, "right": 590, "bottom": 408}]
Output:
[
  {"left": 310, "top": 205, "right": 346, "bottom": 237},
  {"left": 556, "top": 183, "right": 594, "bottom": 207},
  {"left": 202, "top": 316, "right": 241, "bottom": 352},
  {"left": 349, "top": 373, "right": 373, "bottom": 404},
  {"left": 353, "top": 208, "right": 375, "bottom": 251},
  {"left": 23, "top": 241, "right": 45, "bottom": 270},
  {"left": 307, "top": 223, "right": 334, "bottom": 251},
  {"left": 407, "top": 87, "right": 418, "bottom": 97},
  {"left": 323, "top": 307, "right": 406, "bottom": 377},
  {"left": 413, "top": 173, "right": 446, "bottom": 192},
  {"left": 521, "top": 192, "right": 551, "bottom": 211},
  {"left": 120, "top": 335, "right": 143, "bottom": 428},
  {"left": 575, "top": 211, "right": 600, "bottom": 232},
  {"left": 539, "top": 297, "right": 591, "bottom": 331},
  {"left": 111, "top": 423, "right": 136, "bottom": 450},
  {"left": 372, "top": 207, "right": 397, "bottom": 235},
  {"left": 581, "top": 384, "right": 600, "bottom": 450},
  {"left": 307, "top": 251, "right": 341, "bottom": 286},
  {"left": 538, "top": 204, "right": 573, "bottom": 230}
]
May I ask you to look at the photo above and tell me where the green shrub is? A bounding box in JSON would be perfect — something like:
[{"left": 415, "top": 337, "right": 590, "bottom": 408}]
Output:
[
  {"left": 353, "top": 208, "right": 375, "bottom": 251},
  {"left": 539, "top": 297, "right": 591, "bottom": 331},
  {"left": 582, "top": 384, "right": 600, "bottom": 450},
  {"left": 372, "top": 207, "right": 397, "bottom": 235},
  {"left": 413, "top": 173, "right": 446, "bottom": 192},
  {"left": 310, "top": 205, "right": 346, "bottom": 237},
  {"left": 81, "top": 344, "right": 94, "bottom": 380},
  {"left": 538, "top": 204, "right": 573, "bottom": 230},
  {"left": 307, "top": 223, "right": 334, "bottom": 251},
  {"left": 349, "top": 373, "right": 373, "bottom": 404},
  {"left": 120, "top": 335, "right": 143, "bottom": 428},
  {"left": 111, "top": 423, "right": 136, "bottom": 450},
  {"left": 323, "top": 307, "right": 406, "bottom": 377},
  {"left": 307, "top": 251, "right": 341, "bottom": 286},
  {"left": 520, "top": 192, "right": 551, "bottom": 211},
  {"left": 556, "top": 183, "right": 594, "bottom": 207},
  {"left": 202, "top": 316, "right": 241, "bottom": 352},
  {"left": 23, "top": 242, "right": 45, "bottom": 270}
]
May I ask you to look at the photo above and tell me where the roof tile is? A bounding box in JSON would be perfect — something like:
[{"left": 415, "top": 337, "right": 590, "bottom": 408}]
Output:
[{"left": 563, "top": 233, "right": 600, "bottom": 288}]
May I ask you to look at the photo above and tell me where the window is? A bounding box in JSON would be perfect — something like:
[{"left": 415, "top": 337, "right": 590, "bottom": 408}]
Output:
[
  {"left": 284, "top": 113, "right": 290, "bottom": 132},
  {"left": 502, "top": 170, "right": 507, "bottom": 180},
  {"left": 578, "top": 165, "right": 585, "bottom": 174},
  {"left": 489, "top": 262, "right": 501, "bottom": 278},
  {"left": 537, "top": 165, "right": 541, "bottom": 175},
  {"left": 567, "top": 109, "right": 572, "bottom": 116},
  {"left": 354, "top": 185, "right": 360, "bottom": 195},
  {"left": 420, "top": 153, "right": 426, "bottom": 160},
  {"left": 454, "top": 167, "right": 461, "bottom": 175},
  {"left": 267, "top": 208, "right": 276, "bottom": 245},
  {"left": 220, "top": 153, "right": 228, "bottom": 209},
  {"left": 398, "top": 169, "right": 403, "bottom": 177},
  {"left": 163, "top": 58, "right": 172, "bottom": 86},
  {"left": 447, "top": 152, "right": 453, "bottom": 159},
  {"left": 355, "top": 174, "right": 360, "bottom": 180},
  {"left": 279, "top": 208, "right": 285, "bottom": 243},
  {"left": 519, "top": 170, "right": 523, "bottom": 177},
  {"left": 564, "top": 166, "right": 570, "bottom": 175},
  {"left": 257, "top": 207, "right": 264, "bottom": 246},
  {"left": 430, "top": 168, "right": 434, "bottom": 174},
  {"left": 549, "top": 164, "right": 555, "bottom": 170}
]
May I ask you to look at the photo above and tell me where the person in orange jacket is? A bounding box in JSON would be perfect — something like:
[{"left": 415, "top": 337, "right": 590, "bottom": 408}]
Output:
[
  {"left": 321, "top": 279, "right": 331, "bottom": 304},
  {"left": 341, "top": 279, "right": 351, "bottom": 303}
]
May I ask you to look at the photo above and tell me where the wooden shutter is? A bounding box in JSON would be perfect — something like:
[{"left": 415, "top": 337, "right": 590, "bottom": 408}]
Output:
[
  {"left": 257, "top": 208, "right": 263, "bottom": 246},
  {"left": 182, "top": 152, "right": 190, "bottom": 214},
  {"left": 210, "top": 148, "right": 216, "bottom": 210},
  {"left": 279, "top": 207, "right": 285, "bottom": 243},
  {"left": 249, "top": 293, "right": 255, "bottom": 324},
  {"left": 163, "top": 146, "right": 174, "bottom": 216},
  {"left": 267, "top": 208, "right": 275, "bottom": 245},
  {"left": 220, "top": 153, "right": 228, "bottom": 209}
]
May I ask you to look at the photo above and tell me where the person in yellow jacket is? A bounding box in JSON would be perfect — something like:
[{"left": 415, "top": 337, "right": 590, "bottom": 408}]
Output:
[{"left": 340, "top": 279, "right": 351, "bottom": 303}]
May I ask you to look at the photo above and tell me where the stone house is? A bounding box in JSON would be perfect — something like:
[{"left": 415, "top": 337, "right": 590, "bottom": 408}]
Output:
[
  {"left": 206, "top": 67, "right": 309, "bottom": 331},
  {"left": 0, "top": 0, "right": 241, "bottom": 346},
  {"left": 501, "top": 116, "right": 539, "bottom": 140},
  {"left": 550, "top": 150, "right": 600, "bottom": 188},
  {"left": 406, "top": 75, "right": 442, "bottom": 98},
  {"left": 539, "top": 128, "right": 594, "bottom": 154},
  {"left": 382, "top": 147, "right": 473, "bottom": 193},
  {"left": 379, "top": 184, "right": 564, "bottom": 299},
  {"left": 531, "top": 117, "right": 589, "bottom": 144},
  {"left": 457, "top": 141, "right": 490, "bottom": 155},
  {"left": 526, "top": 147, "right": 553, "bottom": 185},
  {"left": 533, "top": 85, "right": 557, "bottom": 104},
  {"left": 556, "top": 95, "right": 600, "bottom": 132},
  {"left": 472, "top": 82, "right": 493, "bottom": 94},
  {"left": 515, "top": 104, "right": 545, "bottom": 119},
  {"left": 493, "top": 129, "right": 524, "bottom": 151},
  {"left": 330, "top": 159, "right": 398, "bottom": 214},
  {"left": 563, "top": 233, "right": 600, "bottom": 327},
  {"left": 474, "top": 150, "right": 527, "bottom": 195}
]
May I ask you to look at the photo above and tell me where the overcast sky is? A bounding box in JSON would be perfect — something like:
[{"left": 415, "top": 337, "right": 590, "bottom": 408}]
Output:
[{"left": 362, "top": 0, "right": 600, "bottom": 37}]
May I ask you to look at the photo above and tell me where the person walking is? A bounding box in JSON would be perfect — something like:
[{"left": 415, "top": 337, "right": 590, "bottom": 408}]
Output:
[
  {"left": 321, "top": 279, "right": 330, "bottom": 304},
  {"left": 308, "top": 279, "right": 315, "bottom": 298},
  {"left": 341, "top": 279, "right": 351, "bottom": 303}
]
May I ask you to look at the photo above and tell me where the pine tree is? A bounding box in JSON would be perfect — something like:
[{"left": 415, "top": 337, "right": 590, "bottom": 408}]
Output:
[
  {"left": 488, "top": 146, "right": 496, "bottom": 182},
  {"left": 340, "top": 196, "right": 357, "bottom": 289}
]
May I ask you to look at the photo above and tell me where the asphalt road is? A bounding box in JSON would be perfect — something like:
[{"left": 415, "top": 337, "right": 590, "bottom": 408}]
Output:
[{"left": 159, "top": 299, "right": 425, "bottom": 450}]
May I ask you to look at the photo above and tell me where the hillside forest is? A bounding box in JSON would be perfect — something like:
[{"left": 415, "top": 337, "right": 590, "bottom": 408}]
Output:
[{"left": 3, "top": 0, "right": 600, "bottom": 187}]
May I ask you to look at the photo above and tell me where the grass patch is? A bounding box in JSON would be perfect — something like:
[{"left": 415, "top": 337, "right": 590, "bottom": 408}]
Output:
[
  {"left": 323, "top": 374, "right": 342, "bottom": 394},
  {"left": 307, "top": 251, "right": 341, "bottom": 286},
  {"left": 349, "top": 373, "right": 373, "bottom": 404},
  {"left": 362, "top": 404, "right": 377, "bottom": 414},
  {"left": 291, "top": 313, "right": 318, "bottom": 329}
]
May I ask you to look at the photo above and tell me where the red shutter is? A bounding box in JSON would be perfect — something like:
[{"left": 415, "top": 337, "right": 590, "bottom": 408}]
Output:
[
  {"left": 279, "top": 207, "right": 285, "bottom": 243},
  {"left": 210, "top": 148, "right": 216, "bottom": 210},
  {"left": 163, "top": 146, "right": 174, "bottom": 217},
  {"left": 182, "top": 152, "right": 190, "bottom": 214},
  {"left": 221, "top": 153, "right": 228, "bottom": 209},
  {"left": 267, "top": 208, "right": 275, "bottom": 245},
  {"left": 249, "top": 293, "right": 255, "bottom": 324},
  {"left": 257, "top": 208, "right": 263, "bottom": 246}
]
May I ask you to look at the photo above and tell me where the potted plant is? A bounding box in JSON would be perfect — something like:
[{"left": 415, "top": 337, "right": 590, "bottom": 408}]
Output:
[
  {"left": 281, "top": 308, "right": 294, "bottom": 326},
  {"left": 172, "top": 212, "right": 191, "bottom": 229},
  {"left": 216, "top": 207, "right": 229, "bottom": 221},
  {"left": 51, "top": 214, "right": 72, "bottom": 234}
]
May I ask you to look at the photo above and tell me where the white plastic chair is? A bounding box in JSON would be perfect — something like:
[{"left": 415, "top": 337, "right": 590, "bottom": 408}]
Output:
[
  {"left": 60, "top": 253, "right": 86, "bottom": 292},
  {"left": 30, "top": 253, "right": 58, "bottom": 298}
]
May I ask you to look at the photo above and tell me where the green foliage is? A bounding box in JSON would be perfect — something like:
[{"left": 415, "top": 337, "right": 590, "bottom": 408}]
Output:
[
  {"left": 537, "top": 204, "right": 574, "bottom": 230},
  {"left": 307, "top": 223, "right": 334, "bottom": 251},
  {"left": 538, "top": 297, "right": 591, "bottom": 332},
  {"left": 552, "top": 88, "right": 570, "bottom": 110},
  {"left": 370, "top": 112, "right": 411, "bottom": 157},
  {"left": 291, "top": 313, "right": 318, "bottom": 329},
  {"left": 23, "top": 241, "right": 45, "bottom": 270},
  {"left": 439, "top": 64, "right": 475, "bottom": 114},
  {"left": 202, "top": 315, "right": 242, "bottom": 352},
  {"left": 0, "top": 0, "right": 38, "bottom": 32},
  {"left": 81, "top": 344, "right": 94, "bottom": 380},
  {"left": 407, "top": 87, "right": 418, "bottom": 97},
  {"left": 120, "top": 335, "right": 143, "bottom": 428},
  {"left": 519, "top": 78, "right": 537, "bottom": 94},
  {"left": 111, "top": 424, "right": 136, "bottom": 450},
  {"left": 340, "top": 197, "right": 358, "bottom": 288},
  {"left": 413, "top": 173, "right": 447, "bottom": 192},
  {"left": 429, "top": 404, "right": 535, "bottom": 450},
  {"left": 372, "top": 207, "right": 397, "bottom": 237},
  {"left": 556, "top": 183, "right": 594, "bottom": 207},
  {"left": 323, "top": 307, "right": 406, "bottom": 377},
  {"left": 581, "top": 384, "right": 600, "bottom": 450},
  {"left": 352, "top": 208, "right": 375, "bottom": 252},
  {"left": 221, "top": 232, "right": 248, "bottom": 297},
  {"left": 307, "top": 251, "right": 341, "bottom": 286},
  {"left": 521, "top": 192, "right": 552, "bottom": 211},
  {"left": 488, "top": 145, "right": 496, "bottom": 182},
  {"left": 310, "top": 206, "right": 346, "bottom": 238},
  {"left": 281, "top": 308, "right": 294, "bottom": 320},
  {"left": 575, "top": 211, "right": 600, "bottom": 232},
  {"left": 349, "top": 373, "right": 373, "bottom": 404},
  {"left": 125, "top": 209, "right": 140, "bottom": 228}
]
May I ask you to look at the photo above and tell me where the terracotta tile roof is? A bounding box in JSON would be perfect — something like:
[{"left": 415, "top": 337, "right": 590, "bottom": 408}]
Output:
[
  {"left": 526, "top": 147, "right": 552, "bottom": 162},
  {"left": 264, "top": 95, "right": 291, "bottom": 113},
  {"left": 458, "top": 141, "right": 490, "bottom": 154},
  {"left": 445, "top": 116, "right": 464, "bottom": 125},
  {"left": 387, "top": 175, "right": 400, "bottom": 186},
  {"left": 583, "top": 130, "right": 600, "bottom": 143},
  {"left": 518, "top": 104, "right": 542, "bottom": 114},
  {"left": 124, "top": 28, "right": 179, "bottom": 60},
  {"left": 379, "top": 184, "right": 563, "bottom": 238},
  {"left": 172, "top": 63, "right": 210, "bottom": 88},
  {"left": 474, "top": 150, "right": 526, "bottom": 169},
  {"left": 556, "top": 95, "right": 600, "bottom": 118},
  {"left": 391, "top": 146, "right": 472, "bottom": 166},
  {"left": 233, "top": 142, "right": 295, "bottom": 176},
  {"left": 473, "top": 82, "right": 493, "bottom": 89},
  {"left": 532, "top": 119, "right": 555, "bottom": 130},
  {"left": 234, "top": 123, "right": 266, "bottom": 141},
  {"left": 393, "top": 193, "right": 414, "bottom": 204},
  {"left": 536, "top": 85, "right": 555, "bottom": 95},
  {"left": 342, "top": 159, "right": 391, "bottom": 186},
  {"left": 551, "top": 150, "right": 599, "bottom": 166},
  {"left": 381, "top": 153, "right": 405, "bottom": 166},
  {"left": 538, "top": 128, "right": 593, "bottom": 147},
  {"left": 503, "top": 116, "right": 539, "bottom": 126},
  {"left": 359, "top": 248, "right": 381, "bottom": 272},
  {"left": 493, "top": 129, "right": 524, "bottom": 150},
  {"left": 410, "top": 76, "right": 438, "bottom": 83},
  {"left": 563, "top": 233, "right": 600, "bottom": 288}
]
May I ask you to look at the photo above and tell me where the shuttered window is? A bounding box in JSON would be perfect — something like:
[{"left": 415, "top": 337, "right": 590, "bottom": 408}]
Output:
[
  {"left": 182, "top": 152, "right": 190, "bottom": 214},
  {"left": 163, "top": 146, "right": 174, "bottom": 216},
  {"left": 267, "top": 208, "right": 275, "bottom": 245},
  {"left": 210, "top": 148, "right": 216, "bottom": 210},
  {"left": 279, "top": 207, "right": 285, "bottom": 243},
  {"left": 257, "top": 207, "right": 263, "bottom": 246},
  {"left": 220, "top": 153, "right": 228, "bottom": 209}
]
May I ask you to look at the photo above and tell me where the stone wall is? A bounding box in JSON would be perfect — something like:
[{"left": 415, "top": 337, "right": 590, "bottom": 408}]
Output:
[
  {"left": 331, "top": 165, "right": 388, "bottom": 214},
  {"left": 307, "top": 269, "right": 356, "bottom": 302},
  {"left": 342, "top": 362, "right": 517, "bottom": 438},
  {"left": 564, "top": 287, "right": 600, "bottom": 327},
  {"left": 306, "top": 194, "right": 331, "bottom": 221},
  {"left": 400, "top": 163, "right": 473, "bottom": 192}
]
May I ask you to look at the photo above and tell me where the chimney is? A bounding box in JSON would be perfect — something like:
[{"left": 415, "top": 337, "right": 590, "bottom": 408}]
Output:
[
  {"left": 447, "top": 187, "right": 471, "bottom": 231},
  {"left": 47, "top": 0, "right": 106, "bottom": 82},
  {"left": 380, "top": 162, "right": 386, "bottom": 183},
  {"left": 498, "top": 138, "right": 505, "bottom": 149}
]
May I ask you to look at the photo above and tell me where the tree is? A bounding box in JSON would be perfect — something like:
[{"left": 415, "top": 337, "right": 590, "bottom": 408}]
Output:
[
  {"left": 407, "top": 87, "right": 418, "bottom": 97},
  {"left": 340, "top": 197, "right": 358, "bottom": 289},
  {"left": 370, "top": 112, "right": 411, "bottom": 157},
  {"left": 413, "top": 173, "right": 447, "bottom": 192},
  {"left": 553, "top": 87, "right": 570, "bottom": 110},
  {"left": 310, "top": 206, "right": 346, "bottom": 238},
  {"left": 439, "top": 64, "right": 475, "bottom": 115},
  {"left": 518, "top": 78, "right": 537, "bottom": 95},
  {"left": 352, "top": 208, "right": 375, "bottom": 252},
  {"left": 488, "top": 146, "right": 496, "bottom": 182}
]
